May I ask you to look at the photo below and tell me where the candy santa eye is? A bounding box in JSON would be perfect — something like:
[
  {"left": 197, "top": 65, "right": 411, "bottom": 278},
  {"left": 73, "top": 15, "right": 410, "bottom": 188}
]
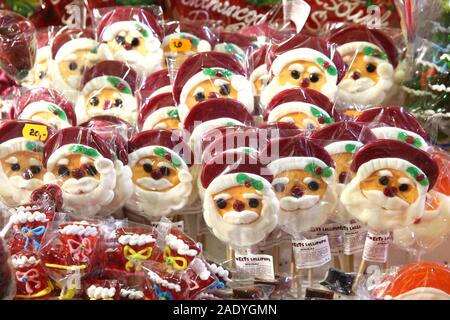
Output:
[
  {"left": 248, "top": 198, "right": 259, "bottom": 208},
  {"left": 143, "top": 163, "right": 152, "bottom": 173},
  {"left": 86, "top": 166, "right": 97, "bottom": 176},
  {"left": 29, "top": 166, "right": 41, "bottom": 174},
  {"left": 11, "top": 163, "right": 20, "bottom": 171},
  {"left": 273, "top": 183, "right": 285, "bottom": 193},
  {"left": 89, "top": 96, "right": 99, "bottom": 106},
  {"left": 58, "top": 166, "right": 70, "bottom": 176},
  {"left": 379, "top": 176, "right": 389, "bottom": 186},
  {"left": 290, "top": 70, "right": 301, "bottom": 79},
  {"left": 159, "top": 166, "right": 171, "bottom": 176},
  {"left": 216, "top": 198, "right": 227, "bottom": 209},
  {"left": 115, "top": 35, "right": 126, "bottom": 44},
  {"left": 38, "top": 71, "right": 46, "bottom": 79},
  {"left": 303, "top": 119, "right": 318, "bottom": 130},
  {"left": 69, "top": 62, "right": 78, "bottom": 71},
  {"left": 219, "top": 84, "right": 231, "bottom": 96},
  {"left": 309, "top": 73, "right": 320, "bottom": 83},
  {"left": 399, "top": 184, "right": 409, "bottom": 192},
  {"left": 114, "top": 99, "right": 123, "bottom": 107},
  {"left": 131, "top": 38, "right": 140, "bottom": 47},
  {"left": 366, "top": 63, "right": 376, "bottom": 73},
  {"left": 194, "top": 91, "right": 205, "bottom": 102},
  {"left": 307, "top": 181, "right": 320, "bottom": 191}
]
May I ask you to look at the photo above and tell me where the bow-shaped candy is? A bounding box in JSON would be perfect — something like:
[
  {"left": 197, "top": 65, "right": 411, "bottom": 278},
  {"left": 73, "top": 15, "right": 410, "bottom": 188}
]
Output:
[
  {"left": 16, "top": 268, "right": 42, "bottom": 294},
  {"left": 67, "top": 238, "right": 92, "bottom": 264},
  {"left": 236, "top": 173, "right": 264, "bottom": 191},
  {"left": 163, "top": 247, "right": 188, "bottom": 270},
  {"left": 21, "top": 226, "right": 46, "bottom": 249},
  {"left": 153, "top": 284, "right": 173, "bottom": 300},
  {"left": 123, "top": 245, "right": 152, "bottom": 272}
]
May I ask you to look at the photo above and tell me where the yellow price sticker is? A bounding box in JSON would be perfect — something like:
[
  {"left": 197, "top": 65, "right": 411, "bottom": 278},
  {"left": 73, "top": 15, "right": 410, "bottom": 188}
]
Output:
[
  {"left": 22, "top": 123, "right": 48, "bottom": 142},
  {"left": 169, "top": 38, "right": 192, "bottom": 53}
]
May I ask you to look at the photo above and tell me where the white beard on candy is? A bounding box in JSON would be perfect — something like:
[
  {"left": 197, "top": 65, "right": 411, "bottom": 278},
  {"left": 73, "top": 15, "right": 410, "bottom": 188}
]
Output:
[
  {"left": 125, "top": 169, "right": 193, "bottom": 219},
  {"left": 44, "top": 158, "right": 116, "bottom": 217},
  {"left": 203, "top": 194, "right": 279, "bottom": 248},
  {"left": 97, "top": 161, "right": 133, "bottom": 217},
  {"left": 278, "top": 185, "right": 337, "bottom": 235},
  {"left": 337, "top": 62, "right": 394, "bottom": 107},
  {"left": 393, "top": 191, "right": 450, "bottom": 252},
  {"left": 341, "top": 182, "right": 425, "bottom": 232},
  {"left": 0, "top": 164, "right": 44, "bottom": 207}
]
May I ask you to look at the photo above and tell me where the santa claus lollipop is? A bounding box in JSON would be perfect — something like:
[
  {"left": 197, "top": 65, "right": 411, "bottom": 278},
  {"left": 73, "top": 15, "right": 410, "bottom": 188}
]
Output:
[
  {"left": 75, "top": 60, "right": 138, "bottom": 125},
  {"left": 125, "top": 129, "right": 193, "bottom": 220},
  {"left": 24, "top": 28, "right": 55, "bottom": 88},
  {"left": 263, "top": 88, "right": 341, "bottom": 132},
  {"left": 214, "top": 31, "right": 254, "bottom": 65},
  {"left": 341, "top": 140, "right": 439, "bottom": 232},
  {"left": 260, "top": 33, "right": 346, "bottom": 107},
  {"left": 138, "top": 69, "right": 172, "bottom": 103},
  {"left": 310, "top": 121, "right": 377, "bottom": 222},
  {"left": 173, "top": 52, "right": 254, "bottom": 121},
  {"left": 138, "top": 92, "right": 179, "bottom": 131},
  {"left": 48, "top": 28, "right": 99, "bottom": 102},
  {"left": 42, "top": 127, "right": 117, "bottom": 217},
  {"left": 163, "top": 21, "right": 216, "bottom": 68},
  {"left": 356, "top": 106, "right": 429, "bottom": 150},
  {"left": 97, "top": 6, "right": 164, "bottom": 76},
  {"left": 201, "top": 150, "right": 279, "bottom": 248},
  {"left": 15, "top": 87, "right": 76, "bottom": 129},
  {"left": 0, "top": 120, "right": 54, "bottom": 207},
  {"left": 328, "top": 25, "right": 398, "bottom": 106},
  {"left": 264, "top": 135, "right": 338, "bottom": 234}
]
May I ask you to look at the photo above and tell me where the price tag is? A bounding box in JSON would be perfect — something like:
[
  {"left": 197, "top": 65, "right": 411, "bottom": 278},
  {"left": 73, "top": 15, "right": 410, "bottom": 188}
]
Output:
[
  {"left": 235, "top": 254, "right": 274, "bottom": 281},
  {"left": 169, "top": 38, "right": 192, "bottom": 52},
  {"left": 151, "top": 220, "right": 184, "bottom": 231},
  {"left": 22, "top": 123, "right": 48, "bottom": 141}
]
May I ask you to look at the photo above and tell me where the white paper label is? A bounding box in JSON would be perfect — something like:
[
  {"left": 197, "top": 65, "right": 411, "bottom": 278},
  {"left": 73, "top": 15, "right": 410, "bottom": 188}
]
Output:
[
  {"left": 362, "top": 231, "right": 391, "bottom": 263},
  {"left": 292, "top": 235, "right": 331, "bottom": 269},
  {"left": 343, "top": 221, "right": 367, "bottom": 255},
  {"left": 234, "top": 254, "right": 275, "bottom": 281},
  {"left": 310, "top": 223, "right": 344, "bottom": 255},
  {"left": 151, "top": 220, "right": 184, "bottom": 231}
]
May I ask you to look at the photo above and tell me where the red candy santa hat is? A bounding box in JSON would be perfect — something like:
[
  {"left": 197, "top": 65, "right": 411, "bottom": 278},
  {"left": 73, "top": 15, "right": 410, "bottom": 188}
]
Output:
[
  {"left": 139, "top": 69, "right": 172, "bottom": 102},
  {"left": 43, "top": 127, "right": 113, "bottom": 170},
  {"left": 163, "top": 21, "right": 217, "bottom": 53},
  {"left": 265, "top": 134, "right": 336, "bottom": 183},
  {"left": 128, "top": 129, "right": 192, "bottom": 168},
  {"left": 373, "top": 262, "right": 450, "bottom": 300},
  {"left": 80, "top": 116, "right": 132, "bottom": 165},
  {"left": 310, "top": 121, "right": 377, "bottom": 155},
  {"left": 351, "top": 140, "right": 439, "bottom": 192},
  {"left": 356, "top": 106, "right": 429, "bottom": 150},
  {"left": 16, "top": 87, "right": 77, "bottom": 126},
  {"left": 97, "top": 6, "right": 163, "bottom": 44},
  {"left": 137, "top": 92, "right": 178, "bottom": 131},
  {"left": 0, "top": 120, "right": 55, "bottom": 157},
  {"left": 328, "top": 24, "right": 398, "bottom": 68},
  {"left": 172, "top": 52, "right": 254, "bottom": 120},
  {"left": 264, "top": 88, "right": 341, "bottom": 126},
  {"left": 51, "top": 28, "right": 97, "bottom": 62}
]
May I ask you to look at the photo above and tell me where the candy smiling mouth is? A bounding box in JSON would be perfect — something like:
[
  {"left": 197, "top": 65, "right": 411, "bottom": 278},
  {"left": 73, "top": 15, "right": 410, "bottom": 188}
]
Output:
[{"left": 280, "top": 195, "right": 320, "bottom": 212}]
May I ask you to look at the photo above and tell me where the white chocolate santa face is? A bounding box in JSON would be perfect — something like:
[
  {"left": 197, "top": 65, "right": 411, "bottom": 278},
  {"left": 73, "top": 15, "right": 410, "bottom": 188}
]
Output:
[
  {"left": 278, "top": 60, "right": 328, "bottom": 92},
  {"left": 58, "top": 49, "right": 94, "bottom": 89},
  {"left": 86, "top": 88, "right": 127, "bottom": 113},
  {"left": 212, "top": 185, "right": 263, "bottom": 225},
  {"left": 185, "top": 78, "right": 238, "bottom": 110},
  {"left": 126, "top": 147, "right": 193, "bottom": 218},
  {"left": 337, "top": 47, "right": 394, "bottom": 106},
  {"left": 51, "top": 154, "right": 99, "bottom": 184}
]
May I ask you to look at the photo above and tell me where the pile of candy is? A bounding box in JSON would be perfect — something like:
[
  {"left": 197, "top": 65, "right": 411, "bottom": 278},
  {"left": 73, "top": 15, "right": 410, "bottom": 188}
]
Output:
[{"left": 0, "top": 0, "right": 449, "bottom": 300}]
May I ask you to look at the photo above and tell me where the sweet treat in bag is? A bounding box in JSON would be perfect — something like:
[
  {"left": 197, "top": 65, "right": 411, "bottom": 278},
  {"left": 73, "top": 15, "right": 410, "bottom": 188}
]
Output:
[
  {"left": 97, "top": 6, "right": 164, "bottom": 77},
  {"left": 260, "top": 33, "right": 346, "bottom": 107},
  {"left": 341, "top": 140, "right": 439, "bottom": 232},
  {"left": 125, "top": 129, "right": 193, "bottom": 220},
  {"left": 0, "top": 120, "right": 54, "bottom": 207},
  {"left": 173, "top": 52, "right": 254, "bottom": 121},
  {"left": 263, "top": 88, "right": 341, "bottom": 132},
  {"left": 42, "top": 127, "right": 117, "bottom": 217},
  {"left": 373, "top": 262, "right": 450, "bottom": 300},
  {"left": 214, "top": 31, "right": 254, "bottom": 65},
  {"left": 249, "top": 45, "right": 269, "bottom": 97},
  {"left": 48, "top": 28, "right": 99, "bottom": 102},
  {"left": 328, "top": 25, "right": 398, "bottom": 107},
  {"left": 138, "top": 69, "right": 172, "bottom": 103},
  {"left": 75, "top": 60, "right": 138, "bottom": 125},
  {"left": 310, "top": 121, "right": 376, "bottom": 222},
  {"left": 265, "top": 135, "right": 338, "bottom": 234},
  {"left": 15, "top": 87, "right": 76, "bottom": 129},
  {"left": 201, "top": 150, "right": 279, "bottom": 248},
  {"left": 138, "top": 92, "right": 179, "bottom": 131}
]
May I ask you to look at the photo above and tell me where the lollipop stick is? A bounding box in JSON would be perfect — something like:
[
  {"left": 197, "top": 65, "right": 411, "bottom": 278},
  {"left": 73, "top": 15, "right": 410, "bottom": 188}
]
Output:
[
  {"left": 272, "top": 245, "right": 280, "bottom": 273},
  {"left": 307, "top": 268, "right": 313, "bottom": 287},
  {"left": 333, "top": 255, "right": 342, "bottom": 270},
  {"left": 226, "top": 245, "right": 235, "bottom": 268},
  {"left": 343, "top": 254, "right": 354, "bottom": 272},
  {"left": 352, "top": 259, "right": 368, "bottom": 292}
]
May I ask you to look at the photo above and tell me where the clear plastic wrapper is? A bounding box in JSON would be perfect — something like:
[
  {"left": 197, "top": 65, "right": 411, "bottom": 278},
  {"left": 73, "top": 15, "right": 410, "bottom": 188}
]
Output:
[
  {"left": 47, "top": 27, "right": 100, "bottom": 104},
  {"left": 41, "top": 126, "right": 119, "bottom": 217},
  {"left": 0, "top": 10, "right": 36, "bottom": 83},
  {"left": 138, "top": 68, "right": 172, "bottom": 104},
  {"left": 75, "top": 60, "right": 140, "bottom": 125},
  {"left": 0, "top": 236, "right": 15, "bottom": 299},
  {"left": 12, "top": 87, "right": 77, "bottom": 130},
  {"left": 124, "top": 129, "right": 194, "bottom": 221},
  {"left": 372, "top": 262, "right": 450, "bottom": 300},
  {"left": 0, "top": 120, "right": 56, "bottom": 208},
  {"left": 260, "top": 33, "right": 346, "bottom": 108},
  {"left": 213, "top": 30, "right": 255, "bottom": 68},
  {"left": 138, "top": 92, "right": 179, "bottom": 131},
  {"left": 94, "top": 6, "right": 164, "bottom": 77},
  {"left": 327, "top": 24, "right": 401, "bottom": 109}
]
